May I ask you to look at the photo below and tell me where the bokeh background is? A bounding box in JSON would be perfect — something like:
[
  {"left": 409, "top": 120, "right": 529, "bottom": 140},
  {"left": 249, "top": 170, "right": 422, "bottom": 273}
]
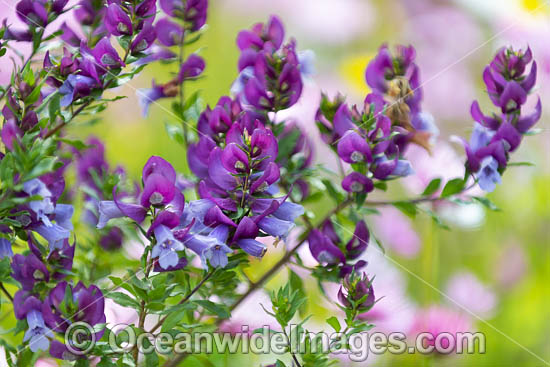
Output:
[{"left": 1, "top": 0, "right": 549, "bottom": 366}]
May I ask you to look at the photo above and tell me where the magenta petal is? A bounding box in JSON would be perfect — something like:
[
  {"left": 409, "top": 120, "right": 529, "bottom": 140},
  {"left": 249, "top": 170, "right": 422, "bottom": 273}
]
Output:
[
  {"left": 112, "top": 187, "right": 147, "bottom": 223},
  {"left": 141, "top": 173, "right": 176, "bottom": 207},
  {"left": 142, "top": 156, "right": 176, "bottom": 183},
  {"left": 470, "top": 101, "right": 500, "bottom": 130},
  {"left": 203, "top": 205, "right": 237, "bottom": 228},
  {"left": 516, "top": 97, "right": 541, "bottom": 133},
  {"left": 491, "top": 122, "right": 522, "bottom": 152},
  {"left": 221, "top": 143, "right": 249, "bottom": 174},
  {"left": 337, "top": 131, "right": 372, "bottom": 164},
  {"left": 233, "top": 216, "right": 259, "bottom": 242},
  {"left": 208, "top": 148, "right": 238, "bottom": 191}
]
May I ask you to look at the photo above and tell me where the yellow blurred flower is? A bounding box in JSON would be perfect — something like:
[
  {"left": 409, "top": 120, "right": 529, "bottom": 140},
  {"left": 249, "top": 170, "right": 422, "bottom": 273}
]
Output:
[
  {"left": 521, "top": 0, "right": 549, "bottom": 13},
  {"left": 340, "top": 54, "right": 373, "bottom": 95}
]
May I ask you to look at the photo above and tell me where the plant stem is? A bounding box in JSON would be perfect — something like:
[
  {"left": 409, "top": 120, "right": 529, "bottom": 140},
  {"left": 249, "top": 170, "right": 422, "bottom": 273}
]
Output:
[
  {"left": 0, "top": 283, "right": 13, "bottom": 303},
  {"left": 149, "top": 270, "right": 215, "bottom": 334},
  {"left": 178, "top": 30, "right": 188, "bottom": 146}
]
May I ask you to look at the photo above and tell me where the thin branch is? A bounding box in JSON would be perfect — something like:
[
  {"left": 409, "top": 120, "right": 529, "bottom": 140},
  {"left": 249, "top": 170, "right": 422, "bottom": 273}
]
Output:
[
  {"left": 149, "top": 270, "right": 215, "bottom": 334},
  {"left": 0, "top": 283, "right": 13, "bottom": 303}
]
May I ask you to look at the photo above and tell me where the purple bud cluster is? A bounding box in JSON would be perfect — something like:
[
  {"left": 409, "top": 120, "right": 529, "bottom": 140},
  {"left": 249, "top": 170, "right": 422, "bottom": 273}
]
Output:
[
  {"left": 460, "top": 47, "right": 541, "bottom": 192},
  {"left": 309, "top": 220, "right": 369, "bottom": 279},
  {"left": 232, "top": 15, "right": 304, "bottom": 112}
]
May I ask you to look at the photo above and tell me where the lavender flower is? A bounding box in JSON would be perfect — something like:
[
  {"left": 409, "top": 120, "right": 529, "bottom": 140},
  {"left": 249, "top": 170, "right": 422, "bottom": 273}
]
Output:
[{"left": 0, "top": 237, "right": 13, "bottom": 258}]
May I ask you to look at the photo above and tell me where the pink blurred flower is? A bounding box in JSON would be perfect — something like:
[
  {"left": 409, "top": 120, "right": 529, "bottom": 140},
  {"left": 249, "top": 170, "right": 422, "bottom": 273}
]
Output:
[
  {"left": 445, "top": 271, "right": 497, "bottom": 318},
  {"left": 221, "top": 0, "right": 373, "bottom": 44},
  {"left": 35, "top": 358, "right": 58, "bottom": 367},
  {"left": 494, "top": 244, "right": 528, "bottom": 289},
  {"left": 403, "top": 4, "right": 482, "bottom": 120},
  {"left": 409, "top": 305, "right": 474, "bottom": 354},
  {"left": 372, "top": 207, "right": 421, "bottom": 258}
]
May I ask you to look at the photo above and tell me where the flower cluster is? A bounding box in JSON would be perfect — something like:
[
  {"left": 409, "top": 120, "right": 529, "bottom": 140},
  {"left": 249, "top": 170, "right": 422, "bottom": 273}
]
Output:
[
  {"left": 6, "top": 181, "right": 105, "bottom": 359},
  {"left": 98, "top": 156, "right": 188, "bottom": 269},
  {"left": 365, "top": 44, "right": 438, "bottom": 151},
  {"left": 460, "top": 46, "right": 541, "bottom": 192},
  {"left": 187, "top": 110, "right": 304, "bottom": 266},
  {"left": 232, "top": 15, "right": 304, "bottom": 112},
  {"left": 13, "top": 279, "right": 105, "bottom": 359},
  {"left": 138, "top": 0, "right": 207, "bottom": 115}
]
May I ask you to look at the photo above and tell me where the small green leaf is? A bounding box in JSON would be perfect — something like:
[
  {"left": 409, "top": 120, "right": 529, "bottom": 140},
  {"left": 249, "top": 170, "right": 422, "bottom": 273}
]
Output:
[
  {"left": 472, "top": 196, "right": 500, "bottom": 211},
  {"left": 105, "top": 292, "right": 141, "bottom": 309},
  {"left": 507, "top": 161, "right": 535, "bottom": 167},
  {"left": 421, "top": 178, "right": 442, "bottom": 196},
  {"left": 441, "top": 178, "right": 465, "bottom": 198},
  {"left": 161, "top": 307, "right": 188, "bottom": 332},
  {"left": 194, "top": 300, "right": 230, "bottom": 319},
  {"left": 392, "top": 201, "right": 417, "bottom": 218},
  {"left": 326, "top": 316, "right": 341, "bottom": 332}
]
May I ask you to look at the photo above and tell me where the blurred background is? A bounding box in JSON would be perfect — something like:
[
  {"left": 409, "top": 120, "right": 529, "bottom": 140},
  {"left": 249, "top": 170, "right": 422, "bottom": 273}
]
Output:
[{"left": 1, "top": 0, "right": 550, "bottom": 366}]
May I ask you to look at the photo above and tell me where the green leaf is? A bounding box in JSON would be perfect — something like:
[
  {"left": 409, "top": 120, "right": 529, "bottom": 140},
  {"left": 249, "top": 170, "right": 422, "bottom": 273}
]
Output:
[
  {"left": 288, "top": 269, "right": 307, "bottom": 316},
  {"left": 164, "top": 123, "right": 185, "bottom": 146},
  {"left": 105, "top": 292, "right": 141, "bottom": 309},
  {"left": 161, "top": 306, "right": 188, "bottom": 332},
  {"left": 441, "top": 178, "right": 465, "bottom": 198},
  {"left": 326, "top": 316, "right": 341, "bottom": 332},
  {"left": 373, "top": 181, "right": 387, "bottom": 191},
  {"left": 421, "top": 178, "right": 442, "bottom": 196},
  {"left": 194, "top": 300, "right": 231, "bottom": 319},
  {"left": 392, "top": 201, "right": 417, "bottom": 218},
  {"left": 472, "top": 196, "right": 500, "bottom": 211},
  {"left": 507, "top": 161, "right": 535, "bottom": 167}
]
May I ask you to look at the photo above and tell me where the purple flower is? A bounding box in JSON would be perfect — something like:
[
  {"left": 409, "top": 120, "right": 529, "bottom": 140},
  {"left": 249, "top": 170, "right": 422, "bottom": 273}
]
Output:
[
  {"left": 155, "top": 18, "right": 184, "bottom": 47},
  {"left": 184, "top": 225, "right": 233, "bottom": 268},
  {"left": 98, "top": 156, "right": 179, "bottom": 227},
  {"left": 337, "top": 131, "right": 372, "bottom": 164},
  {"left": 131, "top": 22, "right": 156, "bottom": 53},
  {"left": 100, "top": 227, "right": 124, "bottom": 251},
  {"left": 74, "top": 0, "right": 104, "bottom": 25},
  {"left": 178, "top": 54, "right": 205, "bottom": 82},
  {"left": 16, "top": 0, "right": 48, "bottom": 27},
  {"left": 342, "top": 172, "right": 373, "bottom": 193},
  {"left": 51, "top": 0, "right": 68, "bottom": 14},
  {"left": 1, "top": 119, "right": 22, "bottom": 151},
  {"left": 105, "top": 3, "right": 133, "bottom": 36},
  {"left": 151, "top": 216, "right": 184, "bottom": 270},
  {"left": 58, "top": 74, "right": 97, "bottom": 107},
  {"left": 308, "top": 229, "right": 345, "bottom": 266},
  {"left": 23, "top": 178, "right": 55, "bottom": 225},
  {"left": 88, "top": 37, "right": 125, "bottom": 69},
  {"left": 476, "top": 157, "right": 502, "bottom": 192},
  {"left": 11, "top": 253, "right": 49, "bottom": 290},
  {"left": 345, "top": 221, "right": 369, "bottom": 260},
  {"left": 138, "top": 80, "right": 178, "bottom": 116},
  {"left": 42, "top": 281, "right": 106, "bottom": 336},
  {"left": 237, "top": 15, "right": 284, "bottom": 51},
  {"left": 160, "top": 0, "right": 208, "bottom": 31},
  {"left": 24, "top": 310, "right": 54, "bottom": 352}
]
